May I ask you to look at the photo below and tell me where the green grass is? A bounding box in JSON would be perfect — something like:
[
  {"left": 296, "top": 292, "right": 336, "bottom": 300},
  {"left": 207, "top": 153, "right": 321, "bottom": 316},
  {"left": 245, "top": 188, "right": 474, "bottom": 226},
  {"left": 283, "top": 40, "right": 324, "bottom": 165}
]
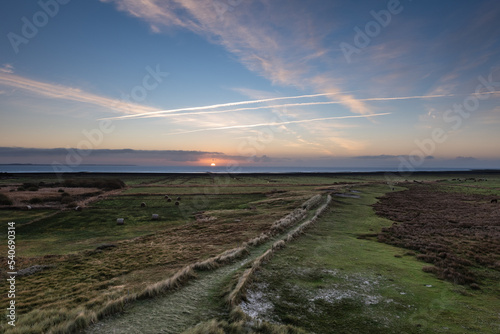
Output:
[
  {"left": 244, "top": 184, "right": 500, "bottom": 333},
  {"left": 0, "top": 191, "right": 303, "bottom": 333},
  {"left": 6, "top": 193, "right": 269, "bottom": 257},
  {"left": 0, "top": 209, "right": 56, "bottom": 225},
  {"left": 1, "top": 173, "right": 499, "bottom": 333},
  {"left": 435, "top": 179, "right": 500, "bottom": 197}
]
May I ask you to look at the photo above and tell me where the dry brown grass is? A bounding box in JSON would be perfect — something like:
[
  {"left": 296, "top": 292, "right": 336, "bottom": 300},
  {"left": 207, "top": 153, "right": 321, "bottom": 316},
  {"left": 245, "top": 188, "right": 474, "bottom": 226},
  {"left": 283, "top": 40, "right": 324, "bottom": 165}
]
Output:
[
  {"left": 0, "top": 186, "right": 102, "bottom": 208},
  {"left": 0, "top": 191, "right": 320, "bottom": 333}
]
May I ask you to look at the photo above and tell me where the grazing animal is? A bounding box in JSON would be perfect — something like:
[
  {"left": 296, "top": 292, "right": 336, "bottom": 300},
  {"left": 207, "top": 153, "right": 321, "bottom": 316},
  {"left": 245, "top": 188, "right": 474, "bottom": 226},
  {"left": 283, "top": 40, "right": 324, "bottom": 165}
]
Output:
[
  {"left": 140, "top": 202, "right": 147, "bottom": 207},
  {"left": 175, "top": 201, "right": 180, "bottom": 206},
  {"left": 75, "top": 206, "right": 82, "bottom": 211},
  {"left": 167, "top": 198, "right": 172, "bottom": 202},
  {"left": 116, "top": 218, "right": 125, "bottom": 225},
  {"left": 491, "top": 199, "right": 498, "bottom": 204},
  {"left": 152, "top": 214, "right": 159, "bottom": 220},
  {"left": 177, "top": 196, "right": 181, "bottom": 201},
  {"left": 164, "top": 195, "right": 169, "bottom": 199}
]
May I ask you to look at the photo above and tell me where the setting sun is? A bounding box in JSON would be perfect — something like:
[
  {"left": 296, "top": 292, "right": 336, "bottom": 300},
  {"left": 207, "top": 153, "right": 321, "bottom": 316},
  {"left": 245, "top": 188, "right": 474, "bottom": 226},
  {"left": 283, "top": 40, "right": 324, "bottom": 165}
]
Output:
[{"left": 211, "top": 162, "right": 216, "bottom": 166}]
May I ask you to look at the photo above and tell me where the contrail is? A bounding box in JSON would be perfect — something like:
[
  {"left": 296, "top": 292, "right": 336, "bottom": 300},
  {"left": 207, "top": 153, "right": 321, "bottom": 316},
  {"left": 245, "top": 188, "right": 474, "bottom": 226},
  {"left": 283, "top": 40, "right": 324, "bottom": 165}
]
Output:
[
  {"left": 166, "top": 112, "right": 391, "bottom": 135},
  {"left": 105, "top": 94, "right": 455, "bottom": 120},
  {"left": 100, "top": 92, "right": 346, "bottom": 120},
  {"left": 101, "top": 92, "right": 494, "bottom": 121},
  {"left": 138, "top": 100, "right": 355, "bottom": 119},
  {"left": 101, "top": 91, "right": 500, "bottom": 121}
]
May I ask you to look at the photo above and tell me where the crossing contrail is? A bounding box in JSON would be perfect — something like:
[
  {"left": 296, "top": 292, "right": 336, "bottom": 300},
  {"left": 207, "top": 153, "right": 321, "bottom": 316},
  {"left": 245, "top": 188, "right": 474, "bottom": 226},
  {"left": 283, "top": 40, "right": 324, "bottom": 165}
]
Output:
[
  {"left": 100, "top": 91, "right": 499, "bottom": 121},
  {"left": 100, "top": 92, "right": 349, "bottom": 120},
  {"left": 137, "top": 100, "right": 355, "bottom": 119},
  {"left": 165, "top": 112, "right": 392, "bottom": 135},
  {"left": 137, "top": 93, "right": 463, "bottom": 119},
  {"left": 100, "top": 92, "right": 488, "bottom": 121}
]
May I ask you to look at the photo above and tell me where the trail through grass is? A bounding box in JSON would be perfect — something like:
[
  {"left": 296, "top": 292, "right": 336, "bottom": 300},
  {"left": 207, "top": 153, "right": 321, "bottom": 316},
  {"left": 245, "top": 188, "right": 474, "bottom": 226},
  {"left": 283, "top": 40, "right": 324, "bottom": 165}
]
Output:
[
  {"left": 84, "top": 197, "right": 326, "bottom": 334},
  {"left": 239, "top": 184, "right": 500, "bottom": 333}
]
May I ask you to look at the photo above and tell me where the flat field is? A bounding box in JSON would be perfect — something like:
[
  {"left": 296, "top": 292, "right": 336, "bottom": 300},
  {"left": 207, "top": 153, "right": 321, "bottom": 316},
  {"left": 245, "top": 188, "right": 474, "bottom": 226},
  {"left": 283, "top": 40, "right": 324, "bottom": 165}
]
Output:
[{"left": 0, "top": 171, "right": 499, "bottom": 333}]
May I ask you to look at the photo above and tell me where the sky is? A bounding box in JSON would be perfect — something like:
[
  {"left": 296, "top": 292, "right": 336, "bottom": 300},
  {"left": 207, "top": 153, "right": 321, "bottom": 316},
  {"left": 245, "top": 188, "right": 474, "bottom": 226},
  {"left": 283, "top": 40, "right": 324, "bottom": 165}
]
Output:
[{"left": 0, "top": 0, "right": 499, "bottom": 169}]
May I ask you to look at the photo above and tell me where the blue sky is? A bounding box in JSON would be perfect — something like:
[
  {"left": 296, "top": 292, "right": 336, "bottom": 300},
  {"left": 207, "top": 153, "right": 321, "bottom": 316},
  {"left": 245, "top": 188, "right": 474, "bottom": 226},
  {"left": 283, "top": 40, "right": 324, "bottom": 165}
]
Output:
[{"left": 0, "top": 0, "right": 499, "bottom": 168}]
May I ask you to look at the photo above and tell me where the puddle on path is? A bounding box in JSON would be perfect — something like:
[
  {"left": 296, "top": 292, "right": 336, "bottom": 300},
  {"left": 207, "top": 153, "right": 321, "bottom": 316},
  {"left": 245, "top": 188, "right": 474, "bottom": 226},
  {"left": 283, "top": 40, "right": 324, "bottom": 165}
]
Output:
[{"left": 334, "top": 193, "right": 360, "bottom": 198}]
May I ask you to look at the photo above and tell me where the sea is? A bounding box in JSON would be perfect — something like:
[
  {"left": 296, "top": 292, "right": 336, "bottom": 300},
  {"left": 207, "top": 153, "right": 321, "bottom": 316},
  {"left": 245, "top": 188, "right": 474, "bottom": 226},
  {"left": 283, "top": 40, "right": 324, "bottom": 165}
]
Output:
[{"left": 0, "top": 164, "right": 476, "bottom": 174}]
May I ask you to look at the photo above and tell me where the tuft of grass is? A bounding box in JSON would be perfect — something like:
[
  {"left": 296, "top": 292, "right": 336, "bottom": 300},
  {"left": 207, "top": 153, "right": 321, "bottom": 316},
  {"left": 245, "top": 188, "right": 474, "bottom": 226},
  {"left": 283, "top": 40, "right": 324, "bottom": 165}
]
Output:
[
  {"left": 227, "top": 195, "right": 332, "bottom": 309},
  {"left": 137, "top": 265, "right": 197, "bottom": 299}
]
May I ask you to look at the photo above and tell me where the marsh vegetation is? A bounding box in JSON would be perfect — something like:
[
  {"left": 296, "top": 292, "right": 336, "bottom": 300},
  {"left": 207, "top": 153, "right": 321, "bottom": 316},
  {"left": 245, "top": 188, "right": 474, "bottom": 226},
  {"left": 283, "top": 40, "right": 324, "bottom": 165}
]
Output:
[{"left": 0, "top": 172, "right": 498, "bottom": 333}]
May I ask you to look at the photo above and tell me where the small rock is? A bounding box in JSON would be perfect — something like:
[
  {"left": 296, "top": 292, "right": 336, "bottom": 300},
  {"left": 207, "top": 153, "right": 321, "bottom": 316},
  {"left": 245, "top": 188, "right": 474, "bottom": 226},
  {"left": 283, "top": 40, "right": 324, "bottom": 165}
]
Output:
[{"left": 95, "top": 243, "right": 116, "bottom": 251}]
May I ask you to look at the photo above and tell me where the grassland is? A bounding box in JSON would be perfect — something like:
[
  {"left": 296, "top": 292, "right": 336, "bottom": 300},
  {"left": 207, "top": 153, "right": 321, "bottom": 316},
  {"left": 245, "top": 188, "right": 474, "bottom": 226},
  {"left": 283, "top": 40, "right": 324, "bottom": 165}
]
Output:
[
  {"left": 0, "top": 171, "right": 499, "bottom": 333},
  {"left": 232, "top": 183, "right": 499, "bottom": 333}
]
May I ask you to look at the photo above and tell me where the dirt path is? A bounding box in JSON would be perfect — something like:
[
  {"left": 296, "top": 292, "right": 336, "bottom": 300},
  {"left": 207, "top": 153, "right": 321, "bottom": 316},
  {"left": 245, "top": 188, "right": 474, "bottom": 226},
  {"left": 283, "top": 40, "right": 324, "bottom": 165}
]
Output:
[
  {"left": 76, "top": 187, "right": 126, "bottom": 208},
  {"left": 85, "top": 239, "right": 277, "bottom": 334},
  {"left": 83, "top": 195, "right": 329, "bottom": 334}
]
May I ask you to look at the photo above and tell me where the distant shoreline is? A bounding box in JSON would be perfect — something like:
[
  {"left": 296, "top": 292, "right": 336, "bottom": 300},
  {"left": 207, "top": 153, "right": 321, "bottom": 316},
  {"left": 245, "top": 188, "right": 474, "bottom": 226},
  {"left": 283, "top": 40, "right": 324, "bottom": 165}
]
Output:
[
  {"left": 0, "top": 164, "right": 137, "bottom": 166},
  {"left": 1, "top": 170, "right": 500, "bottom": 177}
]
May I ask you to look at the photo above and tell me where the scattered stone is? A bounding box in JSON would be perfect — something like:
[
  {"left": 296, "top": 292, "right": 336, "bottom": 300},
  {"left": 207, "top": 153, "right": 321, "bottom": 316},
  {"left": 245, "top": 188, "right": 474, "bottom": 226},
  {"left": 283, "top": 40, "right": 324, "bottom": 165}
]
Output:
[{"left": 16, "top": 265, "right": 53, "bottom": 277}]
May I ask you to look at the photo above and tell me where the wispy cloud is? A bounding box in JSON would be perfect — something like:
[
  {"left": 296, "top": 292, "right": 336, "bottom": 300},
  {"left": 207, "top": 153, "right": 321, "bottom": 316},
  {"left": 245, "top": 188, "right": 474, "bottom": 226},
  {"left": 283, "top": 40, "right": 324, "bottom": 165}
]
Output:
[
  {"left": 0, "top": 72, "right": 160, "bottom": 116},
  {"left": 101, "top": 92, "right": 350, "bottom": 120},
  {"left": 101, "top": 0, "right": 372, "bottom": 115},
  {"left": 355, "top": 154, "right": 434, "bottom": 160},
  {"left": 0, "top": 147, "right": 273, "bottom": 165},
  {"left": 103, "top": 92, "right": 472, "bottom": 121},
  {"left": 0, "top": 147, "right": 246, "bottom": 163},
  {"left": 0, "top": 64, "right": 14, "bottom": 74}
]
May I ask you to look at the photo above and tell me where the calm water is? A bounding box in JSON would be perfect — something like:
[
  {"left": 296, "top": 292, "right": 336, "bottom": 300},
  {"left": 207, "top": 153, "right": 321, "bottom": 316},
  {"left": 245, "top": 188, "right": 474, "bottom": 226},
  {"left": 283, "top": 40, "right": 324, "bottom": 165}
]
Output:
[{"left": 0, "top": 164, "right": 473, "bottom": 174}]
